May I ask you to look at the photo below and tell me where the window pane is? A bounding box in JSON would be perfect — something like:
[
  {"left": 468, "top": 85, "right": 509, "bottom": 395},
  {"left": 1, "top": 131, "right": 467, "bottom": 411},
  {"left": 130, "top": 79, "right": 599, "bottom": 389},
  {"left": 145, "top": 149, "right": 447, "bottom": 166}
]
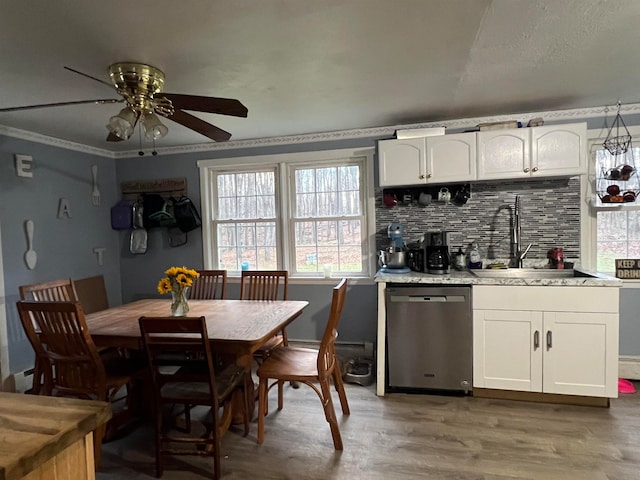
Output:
[
  {"left": 317, "top": 192, "right": 337, "bottom": 216},
  {"left": 217, "top": 174, "right": 236, "bottom": 197},
  {"left": 339, "top": 165, "right": 360, "bottom": 190},
  {"left": 291, "top": 163, "right": 364, "bottom": 274},
  {"left": 296, "top": 193, "right": 317, "bottom": 217},
  {"left": 218, "top": 197, "right": 236, "bottom": 219},
  {"left": 295, "top": 222, "right": 316, "bottom": 246},
  {"left": 237, "top": 195, "right": 257, "bottom": 219},
  {"left": 213, "top": 170, "right": 276, "bottom": 269},
  {"left": 217, "top": 225, "right": 236, "bottom": 247},
  {"left": 340, "top": 191, "right": 360, "bottom": 215},
  {"left": 316, "top": 167, "right": 337, "bottom": 192}
]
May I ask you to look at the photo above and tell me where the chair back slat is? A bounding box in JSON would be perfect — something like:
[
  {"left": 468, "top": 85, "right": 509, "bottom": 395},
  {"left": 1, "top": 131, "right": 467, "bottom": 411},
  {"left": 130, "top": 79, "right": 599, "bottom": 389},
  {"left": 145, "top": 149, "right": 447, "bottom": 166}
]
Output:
[
  {"left": 16, "top": 301, "right": 106, "bottom": 399},
  {"left": 19, "top": 278, "right": 79, "bottom": 302},
  {"left": 240, "top": 270, "right": 288, "bottom": 301},
  {"left": 138, "top": 316, "right": 218, "bottom": 407},
  {"left": 189, "top": 270, "right": 227, "bottom": 300},
  {"left": 317, "top": 278, "right": 348, "bottom": 380}
]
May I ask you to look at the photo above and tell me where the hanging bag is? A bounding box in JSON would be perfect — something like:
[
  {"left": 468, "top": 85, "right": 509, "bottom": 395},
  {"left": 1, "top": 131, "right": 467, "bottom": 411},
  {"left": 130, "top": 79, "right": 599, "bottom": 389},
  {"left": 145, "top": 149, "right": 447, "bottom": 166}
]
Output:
[
  {"left": 172, "top": 196, "right": 202, "bottom": 232},
  {"left": 110, "top": 200, "right": 134, "bottom": 230}
]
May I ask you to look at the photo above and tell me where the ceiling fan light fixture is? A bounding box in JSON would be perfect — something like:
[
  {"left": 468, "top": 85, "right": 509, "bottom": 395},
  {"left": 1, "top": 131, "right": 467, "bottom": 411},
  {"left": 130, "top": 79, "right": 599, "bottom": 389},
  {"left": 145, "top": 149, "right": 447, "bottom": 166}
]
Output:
[
  {"left": 143, "top": 112, "right": 168, "bottom": 140},
  {"left": 107, "top": 107, "right": 137, "bottom": 139}
]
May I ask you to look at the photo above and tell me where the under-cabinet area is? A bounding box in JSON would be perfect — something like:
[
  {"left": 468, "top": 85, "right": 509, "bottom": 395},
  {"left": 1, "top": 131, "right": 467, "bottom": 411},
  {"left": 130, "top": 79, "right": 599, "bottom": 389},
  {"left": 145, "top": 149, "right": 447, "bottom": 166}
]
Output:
[{"left": 375, "top": 270, "right": 621, "bottom": 404}]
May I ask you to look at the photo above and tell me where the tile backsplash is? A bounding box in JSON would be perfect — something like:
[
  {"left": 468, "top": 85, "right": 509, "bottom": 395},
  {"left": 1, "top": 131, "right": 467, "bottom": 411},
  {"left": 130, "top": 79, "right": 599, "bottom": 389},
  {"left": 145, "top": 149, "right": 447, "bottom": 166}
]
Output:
[{"left": 375, "top": 177, "right": 580, "bottom": 265}]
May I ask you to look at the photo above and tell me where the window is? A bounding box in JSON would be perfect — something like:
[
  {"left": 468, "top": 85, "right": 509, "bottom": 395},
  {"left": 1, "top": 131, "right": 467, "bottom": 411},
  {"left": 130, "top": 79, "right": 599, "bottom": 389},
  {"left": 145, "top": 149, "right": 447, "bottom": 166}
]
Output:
[
  {"left": 198, "top": 148, "right": 375, "bottom": 278},
  {"left": 586, "top": 126, "right": 640, "bottom": 273}
]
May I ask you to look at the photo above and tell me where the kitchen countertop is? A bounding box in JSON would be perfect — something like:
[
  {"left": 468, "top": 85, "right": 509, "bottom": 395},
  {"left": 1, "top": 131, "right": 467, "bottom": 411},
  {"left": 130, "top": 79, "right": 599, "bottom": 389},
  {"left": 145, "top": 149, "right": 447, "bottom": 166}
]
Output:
[
  {"left": 374, "top": 267, "right": 622, "bottom": 287},
  {"left": 0, "top": 392, "right": 111, "bottom": 480}
]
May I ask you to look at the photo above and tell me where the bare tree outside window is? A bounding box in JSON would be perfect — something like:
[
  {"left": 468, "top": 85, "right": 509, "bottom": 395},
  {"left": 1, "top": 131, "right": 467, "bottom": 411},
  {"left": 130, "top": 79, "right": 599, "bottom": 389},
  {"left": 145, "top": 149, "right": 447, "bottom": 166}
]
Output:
[
  {"left": 216, "top": 170, "right": 277, "bottom": 270},
  {"left": 293, "top": 165, "right": 363, "bottom": 274}
]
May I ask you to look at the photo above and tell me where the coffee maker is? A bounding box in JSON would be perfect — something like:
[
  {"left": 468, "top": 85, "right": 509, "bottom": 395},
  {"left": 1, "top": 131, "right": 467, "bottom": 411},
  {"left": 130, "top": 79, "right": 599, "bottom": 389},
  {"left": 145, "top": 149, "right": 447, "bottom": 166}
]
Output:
[{"left": 425, "top": 231, "right": 451, "bottom": 274}]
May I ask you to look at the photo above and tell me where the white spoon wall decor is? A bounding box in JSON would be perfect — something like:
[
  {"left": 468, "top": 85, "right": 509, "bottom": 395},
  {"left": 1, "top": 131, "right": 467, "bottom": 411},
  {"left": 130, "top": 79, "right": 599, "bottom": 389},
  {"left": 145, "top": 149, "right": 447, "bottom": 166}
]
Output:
[{"left": 24, "top": 220, "right": 37, "bottom": 269}]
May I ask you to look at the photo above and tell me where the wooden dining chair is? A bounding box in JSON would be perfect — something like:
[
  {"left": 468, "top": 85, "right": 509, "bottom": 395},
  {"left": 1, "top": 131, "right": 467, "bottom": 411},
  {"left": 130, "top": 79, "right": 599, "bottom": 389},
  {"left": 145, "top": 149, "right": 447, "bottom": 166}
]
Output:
[
  {"left": 15, "top": 300, "right": 146, "bottom": 468},
  {"left": 19, "top": 278, "right": 79, "bottom": 394},
  {"left": 138, "top": 316, "right": 249, "bottom": 479},
  {"left": 240, "top": 270, "right": 289, "bottom": 355},
  {"left": 256, "top": 278, "right": 350, "bottom": 450},
  {"left": 189, "top": 270, "right": 227, "bottom": 300}
]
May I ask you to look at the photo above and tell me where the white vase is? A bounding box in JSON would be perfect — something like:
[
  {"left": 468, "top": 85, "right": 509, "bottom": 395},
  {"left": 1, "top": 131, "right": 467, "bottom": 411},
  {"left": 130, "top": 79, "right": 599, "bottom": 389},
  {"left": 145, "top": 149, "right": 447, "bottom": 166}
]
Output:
[{"left": 170, "top": 287, "right": 190, "bottom": 317}]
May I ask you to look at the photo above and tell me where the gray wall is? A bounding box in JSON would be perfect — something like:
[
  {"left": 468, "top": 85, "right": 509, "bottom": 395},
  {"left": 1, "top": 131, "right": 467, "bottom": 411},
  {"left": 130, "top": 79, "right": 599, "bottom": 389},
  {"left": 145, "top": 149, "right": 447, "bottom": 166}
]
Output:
[{"left": 0, "top": 137, "right": 121, "bottom": 374}]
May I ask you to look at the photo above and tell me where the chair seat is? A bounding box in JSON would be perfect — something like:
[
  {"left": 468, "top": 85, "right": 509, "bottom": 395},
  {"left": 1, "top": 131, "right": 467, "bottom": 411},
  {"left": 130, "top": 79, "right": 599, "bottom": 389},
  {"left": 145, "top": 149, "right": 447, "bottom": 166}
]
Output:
[
  {"left": 257, "top": 346, "right": 320, "bottom": 380},
  {"left": 253, "top": 335, "right": 285, "bottom": 358},
  {"left": 162, "top": 364, "right": 246, "bottom": 402}
]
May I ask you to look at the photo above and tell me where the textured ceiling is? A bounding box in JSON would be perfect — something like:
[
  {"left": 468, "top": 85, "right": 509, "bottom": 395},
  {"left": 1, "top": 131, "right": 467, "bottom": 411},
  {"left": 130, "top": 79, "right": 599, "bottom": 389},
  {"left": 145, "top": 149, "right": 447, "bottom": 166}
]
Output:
[{"left": 1, "top": 0, "right": 639, "bottom": 153}]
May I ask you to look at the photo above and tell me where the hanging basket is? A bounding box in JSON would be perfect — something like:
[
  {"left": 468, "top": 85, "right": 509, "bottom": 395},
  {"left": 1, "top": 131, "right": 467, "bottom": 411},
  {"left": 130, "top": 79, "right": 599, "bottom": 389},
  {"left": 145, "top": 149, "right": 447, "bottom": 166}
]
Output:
[{"left": 603, "top": 105, "right": 632, "bottom": 156}]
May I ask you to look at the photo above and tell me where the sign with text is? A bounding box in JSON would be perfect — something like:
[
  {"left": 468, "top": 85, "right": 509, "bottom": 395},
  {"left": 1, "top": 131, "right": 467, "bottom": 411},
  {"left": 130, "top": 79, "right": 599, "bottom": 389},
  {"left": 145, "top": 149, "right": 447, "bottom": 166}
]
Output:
[{"left": 615, "top": 259, "right": 640, "bottom": 279}]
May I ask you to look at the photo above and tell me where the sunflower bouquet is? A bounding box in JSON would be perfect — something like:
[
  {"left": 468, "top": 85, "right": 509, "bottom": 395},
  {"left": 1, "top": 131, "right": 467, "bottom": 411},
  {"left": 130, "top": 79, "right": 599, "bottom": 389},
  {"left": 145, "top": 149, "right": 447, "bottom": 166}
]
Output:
[{"left": 157, "top": 266, "right": 200, "bottom": 316}]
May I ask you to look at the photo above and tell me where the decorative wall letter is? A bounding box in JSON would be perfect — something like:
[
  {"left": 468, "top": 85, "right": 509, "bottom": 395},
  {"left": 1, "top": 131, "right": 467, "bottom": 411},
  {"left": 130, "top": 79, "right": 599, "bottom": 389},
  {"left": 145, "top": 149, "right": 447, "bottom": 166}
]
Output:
[
  {"left": 57, "top": 198, "right": 72, "bottom": 219},
  {"left": 15, "top": 154, "right": 33, "bottom": 178},
  {"left": 93, "top": 247, "right": 106, "bottom": 266}
]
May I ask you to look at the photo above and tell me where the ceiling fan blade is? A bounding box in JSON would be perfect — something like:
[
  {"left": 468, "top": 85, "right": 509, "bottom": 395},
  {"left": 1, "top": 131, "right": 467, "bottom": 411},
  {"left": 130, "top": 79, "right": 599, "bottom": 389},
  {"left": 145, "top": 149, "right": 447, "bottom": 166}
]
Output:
[
  {"left": 159, "top": 93, "right": 248, "bottom": 118},
  {"left": 64, "top": 66, "right": 114, "bottom": 88},
  {"left": 0, "top": 98, "right": 122, "bottom": 113},
  {"left": 166, "top": 109, "right": 232, "bottom": 142}
]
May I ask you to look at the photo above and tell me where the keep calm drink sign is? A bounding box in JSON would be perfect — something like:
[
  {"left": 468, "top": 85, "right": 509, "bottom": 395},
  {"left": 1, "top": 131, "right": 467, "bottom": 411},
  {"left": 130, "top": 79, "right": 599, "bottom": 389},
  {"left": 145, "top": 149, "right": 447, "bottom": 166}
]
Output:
[{"left": 615, "top": 259, "right": 640, "bottom": 279}]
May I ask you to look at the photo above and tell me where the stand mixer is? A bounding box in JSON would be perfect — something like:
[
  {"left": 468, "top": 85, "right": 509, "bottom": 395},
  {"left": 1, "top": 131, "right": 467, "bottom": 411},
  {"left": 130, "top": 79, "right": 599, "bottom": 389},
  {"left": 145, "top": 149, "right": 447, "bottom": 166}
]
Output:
[{"left": 379, "top": 222, "right": 411, "bottom": 273}]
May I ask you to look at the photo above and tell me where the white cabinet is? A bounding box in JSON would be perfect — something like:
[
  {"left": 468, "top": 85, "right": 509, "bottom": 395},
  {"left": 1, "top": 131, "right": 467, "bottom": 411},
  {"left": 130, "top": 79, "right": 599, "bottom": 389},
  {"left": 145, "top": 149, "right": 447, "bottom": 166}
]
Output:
[
  {"left": 477, "top": 122, "right": 586, "bottom": 180},
  {"left": 473, "top": 285, "right": 619, "bottom": 398},
  {"left": 477, "top": 129, "right": 530, "bottom": 180},
  {"left": 378, "top": 133, "right": 476, "bottom": 186},
  {"left": 531, "top": 124, "right": 587, "bottom": 177}
]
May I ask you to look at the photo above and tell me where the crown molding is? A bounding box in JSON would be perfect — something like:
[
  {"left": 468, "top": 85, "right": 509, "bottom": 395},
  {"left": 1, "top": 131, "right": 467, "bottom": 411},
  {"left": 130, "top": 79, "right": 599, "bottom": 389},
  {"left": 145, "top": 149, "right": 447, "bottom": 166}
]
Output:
[
  {"left": 4, "top": 102, "right": 640, "bottom": 159},
  {"left": 0, "top": 125, "right": 115, "bottom": 158}
]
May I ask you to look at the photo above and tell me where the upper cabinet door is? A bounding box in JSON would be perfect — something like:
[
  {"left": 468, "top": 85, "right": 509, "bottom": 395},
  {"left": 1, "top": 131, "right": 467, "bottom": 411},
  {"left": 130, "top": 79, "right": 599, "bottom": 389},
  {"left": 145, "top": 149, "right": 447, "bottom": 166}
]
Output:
[
  {"left": 477, "top": 129, "right": 530, "bottom": 180},
  {"left": 530, "top": 123, "right": 586, "bottom": 177},
  {"left": 378, "top": 138, "right": 427, "bottom": 187},
  {"left": 426, "top": 132, "right": 477, "bottom": 183}
]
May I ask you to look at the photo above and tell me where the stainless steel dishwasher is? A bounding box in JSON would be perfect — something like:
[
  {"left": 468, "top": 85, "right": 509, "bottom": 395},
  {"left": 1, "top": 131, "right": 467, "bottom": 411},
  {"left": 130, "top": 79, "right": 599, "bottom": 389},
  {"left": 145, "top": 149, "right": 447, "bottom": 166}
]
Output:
[{"left": 385, "top": 284, "right": 472, "bottom": 393}]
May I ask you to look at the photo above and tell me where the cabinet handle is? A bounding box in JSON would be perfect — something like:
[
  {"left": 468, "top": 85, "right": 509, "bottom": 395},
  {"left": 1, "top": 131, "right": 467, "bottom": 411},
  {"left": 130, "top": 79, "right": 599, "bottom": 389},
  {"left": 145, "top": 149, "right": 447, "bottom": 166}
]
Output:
[
  {"left": 419, "top": 174, "right": 425, "bottom": 179},
  {"left": 546, "top": 330, "right": 552, "bottom": 349},
  {"left": 523, "top": 167, "right": 530, "bottom": 173},
  {"left": 533, "top": 330, "right": 540, "bottom": 349},
  {"left": 427, "top": 173, "right": 432, "bottom": 178},
  {"left": 532, "top": 166, "right": 539, "bottom": 172}
]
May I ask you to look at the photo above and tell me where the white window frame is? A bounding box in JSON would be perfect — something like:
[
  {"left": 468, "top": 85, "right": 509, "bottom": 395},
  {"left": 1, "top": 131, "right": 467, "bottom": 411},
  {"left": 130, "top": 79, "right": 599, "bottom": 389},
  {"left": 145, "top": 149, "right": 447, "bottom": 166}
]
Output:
[
  {"left": 197, "top": 147, "right": 376, "bottom": 282},
  {"left": 582, "top": 125, "right": 640, "bottom": 280}
]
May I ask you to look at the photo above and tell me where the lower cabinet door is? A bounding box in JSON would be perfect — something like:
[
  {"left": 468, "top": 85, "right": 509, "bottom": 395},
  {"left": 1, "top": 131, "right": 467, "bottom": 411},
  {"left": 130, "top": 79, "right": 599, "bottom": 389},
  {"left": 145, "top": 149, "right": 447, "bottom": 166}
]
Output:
[
  {"left": 542, "top": 311, "right": 619, "bottom": 397},
  {"left": 473, "top": 309, "right": 543, "bottom": 392}
]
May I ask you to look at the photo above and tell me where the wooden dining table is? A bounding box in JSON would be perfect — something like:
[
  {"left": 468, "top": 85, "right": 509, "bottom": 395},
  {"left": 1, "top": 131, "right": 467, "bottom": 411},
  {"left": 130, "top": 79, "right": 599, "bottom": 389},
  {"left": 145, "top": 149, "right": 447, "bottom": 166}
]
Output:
[{"left": 85, "top": 298, "right": 309, "bottom": 431}]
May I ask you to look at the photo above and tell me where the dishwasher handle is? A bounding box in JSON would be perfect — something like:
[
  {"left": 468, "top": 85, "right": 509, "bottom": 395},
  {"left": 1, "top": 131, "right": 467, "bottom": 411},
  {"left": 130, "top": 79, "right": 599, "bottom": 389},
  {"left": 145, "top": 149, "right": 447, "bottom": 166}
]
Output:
[{"left": 389, "top": 295, "right": 467, "bottom": 303}]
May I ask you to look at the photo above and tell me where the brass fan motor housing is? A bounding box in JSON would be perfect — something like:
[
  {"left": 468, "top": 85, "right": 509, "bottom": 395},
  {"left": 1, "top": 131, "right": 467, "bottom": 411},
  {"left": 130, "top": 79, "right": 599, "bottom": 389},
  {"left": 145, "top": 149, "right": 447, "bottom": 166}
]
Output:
[{"left": 109, "top": 62, "right": 166, "bottom": 113}]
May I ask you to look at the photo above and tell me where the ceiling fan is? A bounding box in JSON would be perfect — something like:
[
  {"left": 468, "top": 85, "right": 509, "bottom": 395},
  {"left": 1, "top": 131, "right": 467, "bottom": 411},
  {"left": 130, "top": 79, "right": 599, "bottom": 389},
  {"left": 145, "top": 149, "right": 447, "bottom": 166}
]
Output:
[{"left": 0, "top": 62, "right": 248, "bottom": 143}]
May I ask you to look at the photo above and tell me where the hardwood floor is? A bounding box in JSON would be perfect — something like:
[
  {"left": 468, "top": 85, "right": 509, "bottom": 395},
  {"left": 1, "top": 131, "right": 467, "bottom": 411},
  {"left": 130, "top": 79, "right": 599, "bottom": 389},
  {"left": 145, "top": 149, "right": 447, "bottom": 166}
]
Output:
[{"left": 97, "top": 382, "right": 640, "bottom": 479}]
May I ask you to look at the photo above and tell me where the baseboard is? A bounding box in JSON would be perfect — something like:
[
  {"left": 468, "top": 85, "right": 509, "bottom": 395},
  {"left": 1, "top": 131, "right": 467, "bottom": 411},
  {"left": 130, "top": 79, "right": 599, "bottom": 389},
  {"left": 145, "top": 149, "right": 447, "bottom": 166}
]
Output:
[
  {"left": 289, "top": 340, "right": 374, "bottom": 360},
  {"left": 619, "top": 356, "right": 640, "bottom": 380},
  {"left": 8, "top": 369, "right": 33, "bottom": 393}
]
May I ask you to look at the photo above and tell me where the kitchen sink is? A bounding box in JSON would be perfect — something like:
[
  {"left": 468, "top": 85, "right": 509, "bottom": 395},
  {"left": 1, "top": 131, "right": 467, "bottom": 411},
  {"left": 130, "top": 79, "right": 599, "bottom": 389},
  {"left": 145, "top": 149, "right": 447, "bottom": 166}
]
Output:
[{"left": 471, "top": 268, "right": 577, "bottom": 279}]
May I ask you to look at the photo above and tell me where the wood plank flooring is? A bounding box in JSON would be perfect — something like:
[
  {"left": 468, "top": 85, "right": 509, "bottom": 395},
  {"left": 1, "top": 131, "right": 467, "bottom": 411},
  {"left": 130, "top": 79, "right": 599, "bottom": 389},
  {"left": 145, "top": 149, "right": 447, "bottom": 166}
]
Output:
[{"left": 97, "top": 382, "right": 640, "bottom": 479}]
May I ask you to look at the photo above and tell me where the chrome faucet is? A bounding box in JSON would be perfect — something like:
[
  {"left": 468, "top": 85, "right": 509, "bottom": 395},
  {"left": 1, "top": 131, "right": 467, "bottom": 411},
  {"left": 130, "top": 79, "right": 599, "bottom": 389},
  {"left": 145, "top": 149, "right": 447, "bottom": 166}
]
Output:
[{"left": 511, "top": 195, "right": 532, "bottom": 268}]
